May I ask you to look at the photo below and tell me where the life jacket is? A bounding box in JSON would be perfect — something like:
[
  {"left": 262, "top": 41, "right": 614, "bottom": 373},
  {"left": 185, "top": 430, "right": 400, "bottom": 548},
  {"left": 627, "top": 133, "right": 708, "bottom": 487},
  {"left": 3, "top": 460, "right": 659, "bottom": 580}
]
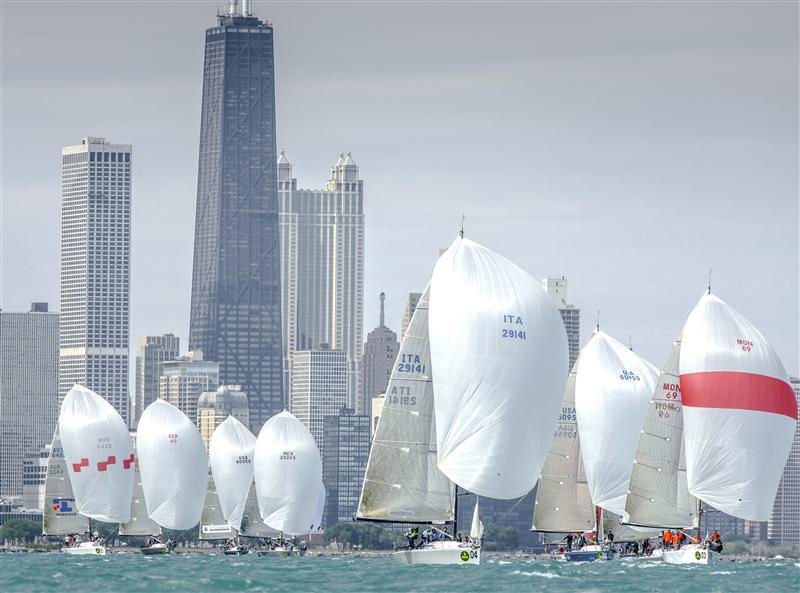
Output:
[{"left": 664, "top": 531, "right": 672, "bottom": 542}]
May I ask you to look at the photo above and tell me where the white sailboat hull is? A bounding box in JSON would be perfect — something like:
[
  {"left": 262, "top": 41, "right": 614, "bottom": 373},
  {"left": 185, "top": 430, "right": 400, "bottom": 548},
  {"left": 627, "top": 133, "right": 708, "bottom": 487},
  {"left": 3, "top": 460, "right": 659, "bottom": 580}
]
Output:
[
  {"left": 61, "top": 542, "right": 106, "bottom": 556},
  {"left": 257, "top": 546, "right": 304, "bottom": 556},
  {"left": 140, "top": 543, "right": 170, "bottom": 555},
  {"left": 662, "top": 544, "right": 717, "bottom": 565},
  {"left": 392, "top": 541, "right": 480, "bottom": 565}
]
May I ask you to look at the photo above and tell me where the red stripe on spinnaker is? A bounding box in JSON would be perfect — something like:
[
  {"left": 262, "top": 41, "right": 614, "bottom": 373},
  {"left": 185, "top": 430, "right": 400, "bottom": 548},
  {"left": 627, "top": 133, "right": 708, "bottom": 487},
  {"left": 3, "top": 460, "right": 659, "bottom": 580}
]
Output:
[{"left": 680, "top": 371, "right": 797, "bottom": 420}]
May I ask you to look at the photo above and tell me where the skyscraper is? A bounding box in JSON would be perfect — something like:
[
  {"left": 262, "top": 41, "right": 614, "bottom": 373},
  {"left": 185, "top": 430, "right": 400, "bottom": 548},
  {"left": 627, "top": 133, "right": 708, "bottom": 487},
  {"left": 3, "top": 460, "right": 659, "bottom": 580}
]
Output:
[
  {"left": 322, "top": 408, "right": 370, "bottom": 526},
  {"left": 400, "top": 292, "right": 421, "bottom": 340},
  {"left": 159, "top": 351, "right": 220, "bottom": 425},
  {"left": 0, "top": 303, "right": 59, "bottom": 498},
  {"left": 768, "top": 375, "right": 800, "bottom": 543},
  {"left": 134, "top": 334, "right": 180, "bottom": 427},
  {"left": 189, "top": 3, "right": 283, "bottom": 432},
  {"left": 361, "top": 293, "right": 399, "bottom": 415},
  {"left": 542, "top": 277, "right": 581, "bottom": 370},
  {"left": 279, "top": 151, "right": 365, "bottom": 413},
  {"left": 197, "top": 385, "right": 250, "bottom": 451},
  {"left": 59, "top": 138, "right": 132, "bottom": 422}
]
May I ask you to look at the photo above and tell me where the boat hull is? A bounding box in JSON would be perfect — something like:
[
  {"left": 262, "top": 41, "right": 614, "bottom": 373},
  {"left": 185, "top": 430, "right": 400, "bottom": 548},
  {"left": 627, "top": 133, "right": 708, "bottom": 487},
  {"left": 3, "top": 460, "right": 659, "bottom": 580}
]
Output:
[
  {"left": 223, "top": 546, "right": 249, "bottom": 556},
  {"left": 257, "top": 547, "right": 303, "bottom": 557},
  {"left": 140, "top": 544, "right": 170, "bottom": 555},
  {"left": 61, "top": 542, "right": 106, "bottom": 556},
  {"left": 392, "top": 541, "right": 480, "bottom": 565},
  {"left": 564, "top": 545, "right": 614, "bottom": 562},
  {"left": 662, "top": 544, "right": 717, "bottom": 565}
]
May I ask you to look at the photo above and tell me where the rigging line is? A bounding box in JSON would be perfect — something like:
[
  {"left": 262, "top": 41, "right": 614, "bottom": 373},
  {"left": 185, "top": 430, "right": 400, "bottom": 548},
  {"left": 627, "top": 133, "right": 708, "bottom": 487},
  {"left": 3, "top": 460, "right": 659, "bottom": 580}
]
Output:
[{"left": 480, "top": 494, "right": 530, "bottom": 539}]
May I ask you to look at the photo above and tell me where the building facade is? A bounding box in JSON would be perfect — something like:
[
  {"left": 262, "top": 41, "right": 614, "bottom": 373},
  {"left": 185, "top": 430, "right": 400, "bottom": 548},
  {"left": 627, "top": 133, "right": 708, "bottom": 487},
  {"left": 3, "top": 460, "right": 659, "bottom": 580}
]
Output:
[
  {"left": 289, "top": 349, "right": 348, "bottom": 457},
  {"left": 159, "top": 352, "right": 220, "bottom": 425},
  {"left": 361, "top": 293, "right": 399, "bottom": 415},
  {"left": 542, "top": 277, "right": 581, "bottom": 371},
  {"left": 322, "top": 408, "right": 370, "bottom": 526},
  {"left": 197, "top": 385, "right": 250, "bottom": 450},
  {"left": 0, "top": 303, "right": 59, "bottom": 498},
  {"left": 768, "top": 375, "right": 800, "bottom": 543},
  {"left": 400, "top": 292, "right": 421, "bottom": 340},
  {"left": 189, "top": 5, "right": 284, "bottom": 432},
  {"left": 59, "top": 137, "right": 132, "bottom": 423},
  {"left": 279, "top": 151, "right": 365, "bottom": 414},
  {"left": 133, "top": 334, "right": 180, "bottom": 427},
  {"left": 22, "top": 446, "right": 49, "bottom": 511}
]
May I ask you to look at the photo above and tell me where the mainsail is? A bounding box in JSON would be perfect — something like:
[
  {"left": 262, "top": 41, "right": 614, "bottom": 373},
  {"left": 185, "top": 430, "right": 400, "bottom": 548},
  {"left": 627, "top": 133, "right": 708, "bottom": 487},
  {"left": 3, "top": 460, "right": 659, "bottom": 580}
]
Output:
[
  {"left": 209, "top": 416, "right": 256, "bottom": 531},
  {"left": 199, "top": 474, "right": 236, "bottom": 540},
  {"left": 624, "top": 338, "right": 697, "bottom": 529},
  {"left": 574, "top": 331, "right": 658, "bottom": 516},
  {"left": 119, "top": 432, "right": 161, "bottom": 536},
  {"left": 679, "top": 292, "right": 797, "bottom": 521},
  {"left": 137, "top": 399, "right": 208, "bottom": 530},
  {"left": 428, "top": 236, "right": 568, "bottom": 499},
  {"left": 531, "top": 360, "right": 595, "bottom": 533},
  {"left": 357, "top": 286, "right": 455, "bottom": 522},
  {"left": 42, "top": 426, "right": 90, "bottom": 536},
  {"left": 254, "top": 410, "right": 322, "bottom": 535},
  {"left": 59, "top": 384, "right": 134, "bottom": 523},
  {"left": 311, "top": 483, "right": 326, "bottom": 532}
]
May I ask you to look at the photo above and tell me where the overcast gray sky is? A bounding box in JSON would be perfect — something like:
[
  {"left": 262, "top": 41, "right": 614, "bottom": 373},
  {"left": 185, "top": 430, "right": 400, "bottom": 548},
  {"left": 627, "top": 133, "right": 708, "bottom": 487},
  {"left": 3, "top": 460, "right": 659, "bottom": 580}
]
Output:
[{"left": 1, "top": 0, "right": 797, "bottom": 375}]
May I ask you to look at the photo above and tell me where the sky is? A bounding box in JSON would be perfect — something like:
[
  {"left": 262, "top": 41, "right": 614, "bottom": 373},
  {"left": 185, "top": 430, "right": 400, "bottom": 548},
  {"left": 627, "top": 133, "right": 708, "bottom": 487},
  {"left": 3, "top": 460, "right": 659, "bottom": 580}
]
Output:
[{"left": 1, "top": 0, "right": 798, "bottom": 375}]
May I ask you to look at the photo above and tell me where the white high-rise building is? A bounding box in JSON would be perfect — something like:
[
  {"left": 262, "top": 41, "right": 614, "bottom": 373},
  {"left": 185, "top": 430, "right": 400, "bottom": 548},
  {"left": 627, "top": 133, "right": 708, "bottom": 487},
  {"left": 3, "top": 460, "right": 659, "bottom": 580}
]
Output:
[
  {"left": 159, "top": 351, "right": 219, "bottom": 425},
  {"left": 542, "top": 277, "right": 581, "bottom": 371},
  {"left": 0, "top": 303, "right": 59, "bottom": 498},
  {"left": 279, "top": 151, "right": 365, "bottom": 413},
  {"left": 768, "top": 375, "right": 800, "bottom": 544},
  {"left": 134, "top": 334, "right": 180, "bottom": 427},
  {"left": 59, "top": 137, "right": 132, "bottom": 423},
  {"left": 289, "top": 348, "right": 348, "bottom": 457}
]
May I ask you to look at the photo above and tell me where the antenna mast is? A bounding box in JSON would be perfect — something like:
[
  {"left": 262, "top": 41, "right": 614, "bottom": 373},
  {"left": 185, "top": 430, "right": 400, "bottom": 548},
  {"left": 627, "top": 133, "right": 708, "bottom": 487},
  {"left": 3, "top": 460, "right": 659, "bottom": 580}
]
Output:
[
  {"left": 459, "top": 213, "right": 465, "bottom": 239},
  {"left": 707, "top": 268, "right": 712, "bottom": 295}
]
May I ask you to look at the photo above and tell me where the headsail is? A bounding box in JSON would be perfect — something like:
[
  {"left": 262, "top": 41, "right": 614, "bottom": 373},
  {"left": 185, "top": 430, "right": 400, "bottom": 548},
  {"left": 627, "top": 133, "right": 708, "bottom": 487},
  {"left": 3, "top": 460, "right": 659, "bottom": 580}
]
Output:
[
  {"left": 59, "top": 384, "right": 134, "bottom": 523},
  {"left": 254, "top": 410, "right": 322, "bottom": 535},
  {"left": 470, "top": 498, "right": 484, "bottom": 541},
  {"left": 574, "top": 331, "right": 658, "bottom": 516},
  {"left": 532, "top": 360, "right": 595, "bottom": 533},
  {"left": 311, "top": 482, "right": 326, "bottom": 533},
  {"left": 680, "top": 292, "right": 797, "bottom": 521},
  {"left": 137, "top": 399, "right": 208, "bottom": 530},
  {"left": 42, "top": 425, "right": 90, "bottom": 536},
  {"left": 357, "top": 286, "right": 455, "bottom": 522},
  {"left": 209, "top": 416, "right": 256, "bottom": 530},
  {"left": 119, "top": 432, "right": 161, "bottom": 536},
  {"left": 428, "top": 236, "right": 568, "bottom": 499},
  {"left": 624, "top": 338, "right": 697, "bottom": 529}
]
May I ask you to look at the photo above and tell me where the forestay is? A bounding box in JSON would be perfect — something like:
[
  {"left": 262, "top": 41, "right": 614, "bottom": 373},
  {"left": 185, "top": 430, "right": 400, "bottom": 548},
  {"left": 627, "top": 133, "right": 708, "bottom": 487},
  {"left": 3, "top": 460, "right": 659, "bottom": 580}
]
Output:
[
  {"left": 42, "top": 426, "right": 90, "bottom": 536},
  {"left": 429, "top": 236, "right": 568, "bottom": 499},
  {"left": 357, "top": 286, "right": 455, "bottom": 523},
  {"left": 624, "top": 338, "right": 697, "bottom": 529},
  {"left": 254, "top": 411, "right": 322, "bottom": 535},
  {"left": 575, "top": 331, "right": 658, "bottom": 516},
  {"left": 59, "top": 384, "right": 134, "bottom": 523},
  {"left": 119, "top": 433, "right": 161, "bottom": 536},
  {"left": 532, "top": 359, "right": 595, "bottom": 533},
  {"left": 137, "top": 399, "right": 208, "bottom": 530},
  {"left": 209, "top": 416, "right": 256, "bottom": 531},
  {"left": 680, "top": 292, "right": 797, "bottom": 521}
]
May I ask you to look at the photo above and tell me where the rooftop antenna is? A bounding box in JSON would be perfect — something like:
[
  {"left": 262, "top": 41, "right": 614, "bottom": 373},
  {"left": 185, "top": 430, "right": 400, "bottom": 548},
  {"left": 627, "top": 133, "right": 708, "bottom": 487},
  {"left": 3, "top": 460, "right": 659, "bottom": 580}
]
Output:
[
  {"left": 595, "top": 310, "right": 600, "bottom": 332},
  {"left": 459, "top": 213, "right": 465, "bottom": 238},
  {"left": 707, "top": 268, "right": 712, "bottom": 295},
  {"left": 628, "top": 334, "right": 633, "bottom": 351}
]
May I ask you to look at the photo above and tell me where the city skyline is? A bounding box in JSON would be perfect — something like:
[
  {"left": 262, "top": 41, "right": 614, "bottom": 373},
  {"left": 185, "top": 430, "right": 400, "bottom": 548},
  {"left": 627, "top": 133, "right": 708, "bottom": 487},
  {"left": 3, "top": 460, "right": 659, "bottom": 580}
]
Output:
[{"left": 1, "top": 1, "right": 797, "bottom": 380}]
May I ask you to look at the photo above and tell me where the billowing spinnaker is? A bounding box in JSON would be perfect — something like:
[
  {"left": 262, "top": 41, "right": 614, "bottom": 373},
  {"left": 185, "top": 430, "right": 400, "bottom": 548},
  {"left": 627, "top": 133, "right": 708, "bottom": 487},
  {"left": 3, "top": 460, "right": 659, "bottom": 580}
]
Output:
[
  {"left": 679, "top": 292, "right": 797, "bottom": 521},
  {"left": 209, "top": 416, "right": 256, "bottom": 530},
  {"left": 428, "top": 237, "right": 568, "bottom": 499},
  {"left": 137, "top": 399, "right": 208, "bottom": 530},
  {"left": 624, "top": 338, "right": 697, "bottom": 529},
  {"left": 59, "top": 385, "right": 134, "bottom": 523},
  {"left": 254, "top": 411, "right": 322, "bottom": 535},
  {"left": 575, "top": 331, "right": 658, "bottom": 516}
]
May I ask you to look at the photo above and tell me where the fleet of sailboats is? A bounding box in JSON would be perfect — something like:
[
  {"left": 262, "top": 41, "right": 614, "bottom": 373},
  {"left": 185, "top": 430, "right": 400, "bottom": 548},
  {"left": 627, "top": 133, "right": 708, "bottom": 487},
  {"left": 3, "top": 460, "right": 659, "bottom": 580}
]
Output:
[{"left": 36, "top": 237, "right": 796, "bottom": 569}]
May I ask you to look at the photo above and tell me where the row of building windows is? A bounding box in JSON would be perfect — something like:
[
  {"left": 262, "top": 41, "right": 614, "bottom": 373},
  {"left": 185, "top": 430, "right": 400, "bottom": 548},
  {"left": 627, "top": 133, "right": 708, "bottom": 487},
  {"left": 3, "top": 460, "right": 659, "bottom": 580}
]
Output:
[{"left": 89, "top": 152, "right": 130, "bottom": 163}]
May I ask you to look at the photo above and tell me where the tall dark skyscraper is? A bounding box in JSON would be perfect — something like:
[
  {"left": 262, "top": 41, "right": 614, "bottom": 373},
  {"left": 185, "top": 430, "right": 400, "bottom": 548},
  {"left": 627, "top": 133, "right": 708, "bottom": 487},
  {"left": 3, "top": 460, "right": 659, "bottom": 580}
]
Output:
[{"left": 190, "top": 1, "right": 283, "bottom": 431}]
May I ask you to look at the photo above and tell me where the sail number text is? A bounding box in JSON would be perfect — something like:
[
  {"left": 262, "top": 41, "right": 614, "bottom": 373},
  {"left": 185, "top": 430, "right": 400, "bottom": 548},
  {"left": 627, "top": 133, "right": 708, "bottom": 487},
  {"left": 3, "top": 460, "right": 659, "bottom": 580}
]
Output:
[
  {"left": 501, "top": 314, "right": 526, "bottom": 339},
  {"left": 397, "top": 353, "right": 426, "bottom": 374}
]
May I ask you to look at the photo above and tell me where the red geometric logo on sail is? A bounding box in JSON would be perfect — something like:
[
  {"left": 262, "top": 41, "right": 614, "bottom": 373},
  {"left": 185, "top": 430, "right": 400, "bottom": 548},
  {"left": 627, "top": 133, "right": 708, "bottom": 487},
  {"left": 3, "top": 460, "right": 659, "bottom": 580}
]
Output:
[
  {"left": 72, "top": 458, "right": 89, "bottom": 473},
  {"left": 97, "top": 455, "right": 117, "bottom": 472},
  {"left": 681, "top": 371, "right": 797, "bottom": 420},
  {"left": 122, "top": 453, "right": 135, "bottom": 469}
]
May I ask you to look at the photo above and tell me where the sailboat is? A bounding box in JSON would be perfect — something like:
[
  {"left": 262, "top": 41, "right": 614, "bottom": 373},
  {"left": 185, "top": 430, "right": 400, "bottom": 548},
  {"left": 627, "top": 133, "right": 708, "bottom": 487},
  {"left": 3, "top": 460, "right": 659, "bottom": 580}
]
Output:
[
  {"left": 661, "top": 291, "right": 797, "bottom": 564},
  {"left": 42, "top": 425, "right": 91, "bottom": 545},
  {"left": 119, "top": 432, "right": 164, "bottom": 553},
  {"left": 569, "top": 330, "right": 660, "bottom": 561},
  {"left": 361, "top": 235, "right": 569, "bottom": 565},
  {"left": 57, "top": 385, "right": 136, "bottom": 555},
  {"left": 137, "top": 399, "right": 208, "bottom": 542},
  {"left": 253, "top": 410, "right": 322, "bottom": 556},
  {"left": 198, "top": 475, "right": 237, "bottom": 546},
  {"left": 209, "top": 416, "right": 257, "bottom": 555}
]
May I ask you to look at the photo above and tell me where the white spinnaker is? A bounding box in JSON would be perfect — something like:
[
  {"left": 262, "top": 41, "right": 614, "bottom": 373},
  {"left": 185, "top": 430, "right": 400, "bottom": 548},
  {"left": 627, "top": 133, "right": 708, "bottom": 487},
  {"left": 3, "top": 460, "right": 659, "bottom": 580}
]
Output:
[
  {"left": 357, "top": 286, "right": 455, "bottom": 522},
  {"left": 119, "top": 432, "right": 161, "bottom": 536},
  {"left": 679, "top": 292, "right": 797, "bottom": 521},
  {"left": 574, "top": 331, "right": 658, "bottom": 516},
  {"left": 624, "top": 338, "right": 697, "bottom": 529},
  {"left": 59, "top": 384, "right": 134, "bottom": 523},
  {"left": 42, "top": 425, "right": 90, "bottom": 536},
  {"left": 254, "top": 410, "right": 322, "bottom": 535},
  {"left": 429, "top": 236, "right": 568, "bottom": 499},
  {"left": 209, "top": 416, "right": 256, "bottom": 531},
  {"left": 137, "top": 399, "right": 208, "bottom": 530},
  {"left": 311, "top": 482, "right": 326, "bottom": 532},
  {"left": 532, "top": 359, "right": 596, "bottom": 533}
]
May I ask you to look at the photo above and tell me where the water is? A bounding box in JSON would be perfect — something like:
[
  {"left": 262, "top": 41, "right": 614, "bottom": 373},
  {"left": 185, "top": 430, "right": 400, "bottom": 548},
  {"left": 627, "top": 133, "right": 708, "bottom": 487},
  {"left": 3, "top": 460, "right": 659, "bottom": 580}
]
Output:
[{"left": 1, "top": 553, "right": 797, "bottom": 593}]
